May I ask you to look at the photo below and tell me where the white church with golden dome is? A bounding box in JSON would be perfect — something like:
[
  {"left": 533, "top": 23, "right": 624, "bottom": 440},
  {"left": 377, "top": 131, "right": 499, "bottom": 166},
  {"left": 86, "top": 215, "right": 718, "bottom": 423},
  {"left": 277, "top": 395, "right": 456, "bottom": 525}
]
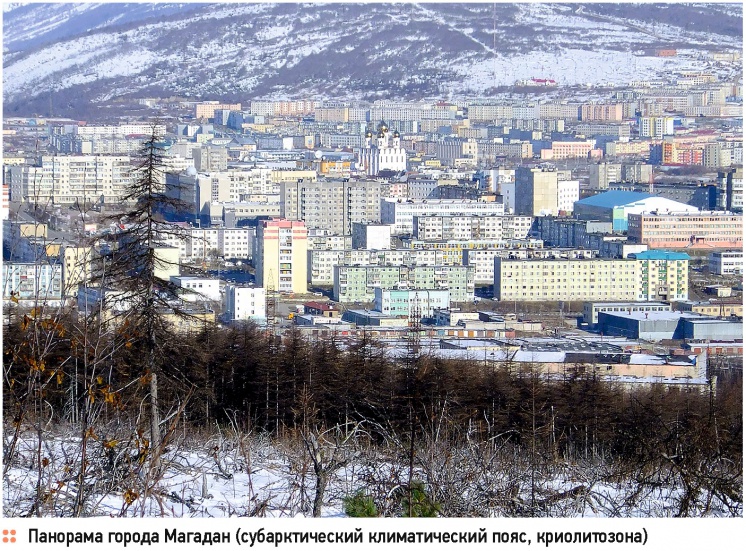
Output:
[{"left": 359, "top": 122, "right": 407, "bottom": 176}]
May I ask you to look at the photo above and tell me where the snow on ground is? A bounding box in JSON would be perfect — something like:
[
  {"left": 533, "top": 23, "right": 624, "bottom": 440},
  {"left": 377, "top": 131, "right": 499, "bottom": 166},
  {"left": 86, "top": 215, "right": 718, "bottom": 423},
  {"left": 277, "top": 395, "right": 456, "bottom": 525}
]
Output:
[
  {"left": 3, "top": 2, "right": 739, "bottom": 102},
  {"left": 448, "top": 48, "right": 694, "bottom": 91},
  {"left": 4, "top": 425, "right": 740, "bottom": 518},
  {"left": 3, "top": 428, "right": 345, "bottom": 518}
]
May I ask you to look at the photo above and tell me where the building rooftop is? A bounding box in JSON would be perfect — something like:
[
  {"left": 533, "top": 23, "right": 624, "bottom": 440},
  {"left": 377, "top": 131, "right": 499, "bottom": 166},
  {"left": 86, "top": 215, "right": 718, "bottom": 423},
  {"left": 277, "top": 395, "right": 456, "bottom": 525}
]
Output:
[
  {"left": 586, "top": 301, "right": 670, "bottom": 307},
  {"left": 676, "top": 298, "right": 743, "bottom": 306},
  {"left": 575, "top": 190, "right": 654, "bottom": 208},
  {"left": 303, "top": 301, "right": 338, "bottom": 311},
  {"left": 385, "top": 345, "right": 697, "bottom": 368},
  {"left": 684, "top": 317, "right": 743, "bottom": 326},
  {"left": 512, "top": 337, "right": 626, "bottom": 354},
  {"left": 637, "top": 210, "right": 740, "bottom": 217},
  {"left": 631, "top": 250, "right": 690, "bottom": 261},
  {"left": 601, "top": 311, "right": 703, "bottom": 322},
  {"left": 343, "top": 309, "right": 398, "bottom": 319}
]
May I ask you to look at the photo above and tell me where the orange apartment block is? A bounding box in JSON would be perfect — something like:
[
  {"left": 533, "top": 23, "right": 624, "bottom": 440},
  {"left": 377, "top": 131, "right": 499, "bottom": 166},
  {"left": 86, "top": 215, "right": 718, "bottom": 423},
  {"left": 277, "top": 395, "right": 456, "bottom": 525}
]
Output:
[
  {"left": 628, "top": 212, "right": 743, "bottom": 249},
  {"left": 195, "top": 102, "right": 242, "bottom": 120},
  {"left": 661, "top": 140, "right": 705, "bottom": 165},
  {"left": 580, "top": 103, "right": 624, "bottom": 122}
]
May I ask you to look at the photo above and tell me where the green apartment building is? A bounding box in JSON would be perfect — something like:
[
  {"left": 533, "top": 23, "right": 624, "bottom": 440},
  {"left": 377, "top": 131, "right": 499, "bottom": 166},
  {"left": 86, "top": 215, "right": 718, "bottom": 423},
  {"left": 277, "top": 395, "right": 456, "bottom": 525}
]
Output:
[{"left": 333, "top": 265, "right": 475, "bottom": 303}]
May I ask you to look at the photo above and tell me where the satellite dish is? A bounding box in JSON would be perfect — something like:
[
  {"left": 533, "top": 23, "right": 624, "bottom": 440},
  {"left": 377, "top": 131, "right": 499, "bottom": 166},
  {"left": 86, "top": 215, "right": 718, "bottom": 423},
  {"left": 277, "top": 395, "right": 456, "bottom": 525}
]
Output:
[{"left": 314, "top": 150, "right": 323, "bottom": 159}]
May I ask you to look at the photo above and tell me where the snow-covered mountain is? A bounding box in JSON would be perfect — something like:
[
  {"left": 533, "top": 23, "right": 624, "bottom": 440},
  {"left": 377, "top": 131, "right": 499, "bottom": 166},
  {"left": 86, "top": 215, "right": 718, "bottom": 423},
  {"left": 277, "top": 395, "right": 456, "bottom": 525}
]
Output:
[{"left": 3, "top": 2, "right": 742, "bottom": 117}]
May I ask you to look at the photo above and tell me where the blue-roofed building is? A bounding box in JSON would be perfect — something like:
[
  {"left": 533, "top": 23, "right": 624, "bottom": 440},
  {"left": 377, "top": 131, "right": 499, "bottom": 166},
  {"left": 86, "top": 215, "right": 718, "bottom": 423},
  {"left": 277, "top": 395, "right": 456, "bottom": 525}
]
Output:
[
  {"left": 574, "top": 191, "right": 697, "bottom": 231},
  {"left": 630, "top": 251, "right": 691, "bottom": 261},
  {"left": 631, "top": 250, "right": 690, "bottom": 301}
]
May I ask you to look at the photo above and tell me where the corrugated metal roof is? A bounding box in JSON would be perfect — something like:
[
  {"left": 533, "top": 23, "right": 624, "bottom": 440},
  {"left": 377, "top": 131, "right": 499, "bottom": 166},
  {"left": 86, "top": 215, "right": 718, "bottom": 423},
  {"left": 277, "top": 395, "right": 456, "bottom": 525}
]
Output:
[{"left": 575, "top": 190, "right": 654, "bottom": 208}]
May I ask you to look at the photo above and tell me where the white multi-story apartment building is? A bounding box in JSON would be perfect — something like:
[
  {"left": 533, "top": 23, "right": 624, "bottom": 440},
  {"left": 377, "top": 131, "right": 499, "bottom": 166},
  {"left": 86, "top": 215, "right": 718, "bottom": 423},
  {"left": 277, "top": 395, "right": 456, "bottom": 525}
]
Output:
[
  {"left": 74, "top": 123, "right": 166, "bottom": 138},
  {"left": 281, "top": 178, "right": 383, "bottom": 235},
  {"left": 154, "top": 225, "right": 254, "bottom": 264},
  {"left": 708, "top": 250, "right": 743, "bottom": 275},
  {"left": 381, "top": 199, "right": 505, "bottom": 235},
  {"left": 8, "top": 155, "right": 132, "bottom": 205},
  {"left": 402, "top": 237, "right": 543, "bottom": 266},
  {"left": 494, "top": 258, "right": 640, "bottom": 302},
  {"left": 412, "top": 214, "right": 533, "bottom": 241},
  {"left": 170, "top": 276, "right": 221, "bottom": 301},
  {"left": 494, "top": 253, "right": 689, "bottom": 302},
  {"left": 193, "top": 168, "right": 275, "bottom": 199},
  {"left": 589, "top": 163, "right": 622, "bottom": 190},
  {"left": 501, "top": 215, "right": 534, "bottom": 239},
  {"left": 2, "top": 262, "right": 63, "bottom": 306},
  {"left": 193, "top": 146, "right": 229, "bottom": 173},
  {"left": 167, "top": 168, "right": 280, "bottom": 225},
  {"left": 224, "top": 285, "right": 266, "bottom": 322},
  {"left": 219, "top": 228, "right": 253, "bottom": 259},
  {"left": 465, "top": 248, "right": 597, "bottom": 285},
  {"left": 309, "top": 248, "right": 442, "bottom": 286},
  {"left": 575, "top": 124, "right": 631, "bottom": 139},
  {"left": 557, "top": 180, "right": 581, "bottom": 213},
  {"left": 309, "top": 250, "right": 374, "bottom": 286},
  {"left": 368, "top": 101, "right": 457, "bottom": 122},
  {"left": 467, "top": 104, "right": 514, "bottom": 122},
  {"left": 413, "top": 215, "right": 501, "bottom": 241},
  {"left": 307, "top": 229, "right": 352, "bottom": 251},
  {"left": 478, "top": 167, "right": 515, "bottom": 194},
  {"left": 638, "top": 116, "right": 674, "bottom": 138},
  {"left": 50, "top": 123, "right": 166, "bottom": 155},
  {"left": 537, "top": 102, "right": 582, "bottom": 120},
  {"left": 185, "top": 227, "right": 220, "bottom": 263},
  {"left": 351, "top": 222, "right": 391, "bottom": 250},
  {"left": 334, "top": 264, "right": 474, "bottom": 303},
  {"left": 51, "top": 135, "right": 144, "bottom": 155}
]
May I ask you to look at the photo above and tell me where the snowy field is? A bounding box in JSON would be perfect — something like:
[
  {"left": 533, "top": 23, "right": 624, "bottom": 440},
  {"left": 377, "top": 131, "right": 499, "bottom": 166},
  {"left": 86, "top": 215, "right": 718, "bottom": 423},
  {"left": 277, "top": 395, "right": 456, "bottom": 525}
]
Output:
[{"left": 4, "top": 424, "right": 740, "bottom": 518}]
